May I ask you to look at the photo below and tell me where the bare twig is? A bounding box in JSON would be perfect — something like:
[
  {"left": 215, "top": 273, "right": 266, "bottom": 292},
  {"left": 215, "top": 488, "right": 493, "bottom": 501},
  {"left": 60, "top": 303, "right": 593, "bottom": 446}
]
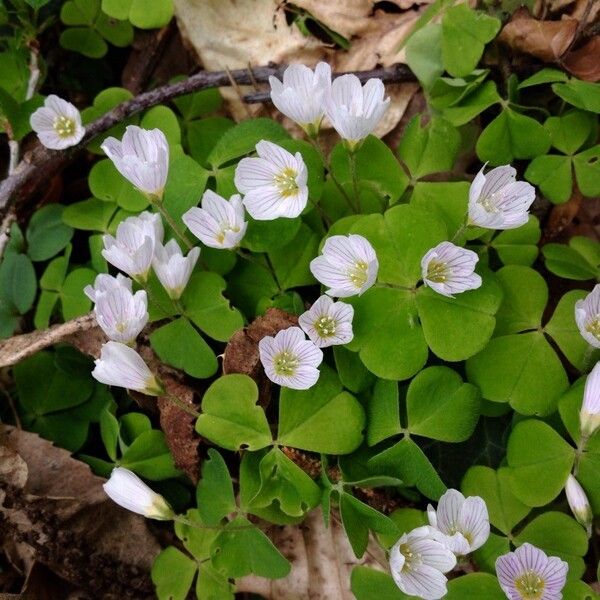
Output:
[{"left": 0, "top": 63, "right": 416, "bottom": 216}]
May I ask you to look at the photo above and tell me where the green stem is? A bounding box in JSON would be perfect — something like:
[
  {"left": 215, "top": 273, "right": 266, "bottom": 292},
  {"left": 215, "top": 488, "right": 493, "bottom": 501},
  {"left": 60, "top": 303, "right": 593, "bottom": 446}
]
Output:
[
  {"left": 164, "top": 391, "right": 200, "bottom": 418},
  {"left": 451, "top": 222, "right": 469, "bottom": 244},
  {"left": 348, "top": 150, "right": 361, "bottom": 213},
  {"left": 150, "top": 195, "right": 194, "bottom": 251},
  {"left": 236, "top": 249, "right": 282, "bottom": 291}
]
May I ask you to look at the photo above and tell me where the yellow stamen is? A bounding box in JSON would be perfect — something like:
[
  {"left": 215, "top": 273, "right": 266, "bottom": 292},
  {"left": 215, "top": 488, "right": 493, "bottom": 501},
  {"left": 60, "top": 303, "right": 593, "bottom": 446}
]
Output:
[
  {"left": 274, "top": 167, "right": 299, "bottom": 197},
  {"left": 53, "top": 115, "right": 76, "bottom": 138}
]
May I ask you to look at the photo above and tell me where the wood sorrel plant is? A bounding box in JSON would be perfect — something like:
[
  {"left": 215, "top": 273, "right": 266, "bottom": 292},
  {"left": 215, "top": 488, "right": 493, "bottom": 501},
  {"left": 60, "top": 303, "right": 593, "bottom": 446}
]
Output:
[{"left": 1, "top": 3, "right": 600, "bottom": 597}]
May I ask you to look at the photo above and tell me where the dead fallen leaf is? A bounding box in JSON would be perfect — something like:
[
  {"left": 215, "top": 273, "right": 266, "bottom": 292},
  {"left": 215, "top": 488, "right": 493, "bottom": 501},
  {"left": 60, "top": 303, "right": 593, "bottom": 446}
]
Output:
[
  {"left": 563, "top": 36, "right": 600, "bottom": 81},
  {"left": 498, "top": 11, "right": 578, "bottom": 62},
  {"left": 0, "top": 426, "right": 161, "bottom": 599}
]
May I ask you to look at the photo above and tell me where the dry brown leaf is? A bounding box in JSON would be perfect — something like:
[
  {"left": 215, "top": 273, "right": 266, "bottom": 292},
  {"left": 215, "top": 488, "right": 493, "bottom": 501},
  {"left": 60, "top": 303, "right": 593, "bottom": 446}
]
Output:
[
  {"left": 498, "top": 11, "right": 578, "bottom": 62},
  {"left": 563, "top": 36, "right": 600, "bottom": 81},
  {"left": 0, "top": 426, "right": 161, "bottom": 599},
  {"left": 173, "top": 0, "right": 421, "bottom": 133}
]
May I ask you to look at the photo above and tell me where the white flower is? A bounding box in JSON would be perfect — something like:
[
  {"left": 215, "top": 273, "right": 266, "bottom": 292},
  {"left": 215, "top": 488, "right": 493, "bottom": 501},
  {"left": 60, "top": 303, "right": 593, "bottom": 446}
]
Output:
[
  {"left": 298, "top": 295, "right": 354, "bottom": 348},
  {"left": 427, "top": 488, "right": 490, "bottom": 556},
  {"left": 324, "top": 74, "right": 389, "bottom": 149},
  {"left": 269, "top": 62, "right": 331, "bottom": 134},
  {"left": 565, "top": 474, "right": 592, "bottom": 536},
  {"left": 84, "top": 273, "right": 132, "bottom": 302},
  {"left": 581, "top": 361, "right": 600, "bottom": 437},
  {"left": 85, "top": 274, "right": 148, "bottom": 345},
  {"left": 103, "top": 467, "right": 173, "bottom": 520},
  {"left": 102, "top": 211, "right": 164, "bottom": 282},
  {"left": 101, "top": 125, "right": 169, "bottom": 197},
  {"left": 234, "top": 140, "right": 308, "bottom": 220},
  {"left": 310, "top": 234, "right": 378, "bottom": 298},
  {"left": 29, "top": 95, "right": 85, "bottom": 150},
  {"left": 389, "top": 525, "right": 457, "bottom": 600},
  {"left": 496, "top": 543, "right": 568, "bottom": 600},
  {"left": 182, "top": 190, "right": 247, "bottom": 249},
  {"left": 421, "top": 242, "right": 482, "bottom": 298},
  {"left": 152, "top": 239, "right": 200, "bottom": 300},
  {"left": 258, "top": 326, "right": 323, "bottom": 390},
  {"left": 468, "top": 165, "right": 536, "bottom": 230},
  {"left": 575, "top": 285, "right": 600, "bottom": 350},
  {"left": 92, "top": 341, "right": 163, "bottom": 395}
]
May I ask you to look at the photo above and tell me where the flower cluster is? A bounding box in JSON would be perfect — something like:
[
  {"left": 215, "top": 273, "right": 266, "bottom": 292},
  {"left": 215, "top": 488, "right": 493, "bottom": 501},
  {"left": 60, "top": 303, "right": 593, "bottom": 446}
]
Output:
[{"left": 389, "top": 490, "right": 569, "bottom": 600}]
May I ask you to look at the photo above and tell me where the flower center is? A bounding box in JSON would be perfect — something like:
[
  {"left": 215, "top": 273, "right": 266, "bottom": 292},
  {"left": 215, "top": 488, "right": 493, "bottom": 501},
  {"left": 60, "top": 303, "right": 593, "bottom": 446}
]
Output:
[
  {"left": 115, "top": 321, "right": 127, "bottom": 333},
  {"left": 273, "top": 350, "right": 299, "bottom": 376},
  {"left": 426, "top": 260, "right": 448, "bottom": 283},
  {"left": 347, "top": 261, "right": 368, "bottom": 289},
  {"left": 274, "top": 167, "right": 299, "bottom": 197},
  {"left": 477, "top": 191, "right": 501, "bottom": 213},
  {"left": 585, "top": 316, "right": 600, "bottom": 341},
  {"left": 53, "top": 115, "right": 76, "bottom": 138},
  {"left": 315, "top": 315, "right": 336, "bottom": 338},
  {"left": 514, "top": 570, "right": 545, "bottom": 599},
  {"left": 216, "top": 224, "right": 240, "bottom": 245},
  {"left": 399, "top": 543, "right": 422, "bottom": 572}
]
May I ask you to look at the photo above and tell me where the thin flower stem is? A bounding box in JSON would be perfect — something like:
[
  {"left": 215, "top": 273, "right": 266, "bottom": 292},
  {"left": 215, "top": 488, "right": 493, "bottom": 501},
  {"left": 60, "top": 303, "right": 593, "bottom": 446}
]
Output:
[
  {"left": 138, "top": 281, "right": 174, "bottom": 318},
  {"left": 173, "top": 514, "right": 253, "bottom": 531},
  {"left": 451, "top": 222, "right": 469, "bottom": 244},
  {"left": 236, "top": 249, "right": 282, "bottom": 291},
  {"left": 348, "top": 150, "right": 361, "bottom": 213},
  {"left": 163, "top": 391, "right": 200, "bottom": 418},
  {"left": 375, "top": 282, "right": 415, "bottom": 292},
  {"left": 151, "top": 197, "right": 194, "bottom": 251}
]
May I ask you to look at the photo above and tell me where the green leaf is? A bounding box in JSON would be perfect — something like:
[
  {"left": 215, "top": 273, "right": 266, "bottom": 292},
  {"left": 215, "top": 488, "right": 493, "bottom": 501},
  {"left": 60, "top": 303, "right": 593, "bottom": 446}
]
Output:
[
  {"left": 490, "top": 216, "right": 541, "bottom": 266},
  {"left": 277, "top": 365, "right": 365, "bottom": 454},
  {"left": 60, "top": 268, "right": 96, "bottom": 320},
  {"left": 61, "top": 0, "right": 99, "bottom": 25},
  {"left": 333, "top": 345, "right": 375, "bottom": 394},
  {"left": 473, "top": 533, "right": 510, "bottom": 574},
  {"left": 545, "top": 289, "right": 589, "bottom": 371},
  {"left": 196, "top": 449, "right": 236, "bottom": 526},
  {"left": 150, "top": 317, "right": 217, "bottom": 379},
  {"left": 187, "top": 117, "right": 234, "bottom": 165},
  {"left": 152, "top": 546, "right": 197, "bottom": 600},
  {"left": 405, "top": 23, "right": 443, "bottom": 89},
  {"left": 406, "top": 366, "right": 480, "bottom": 442},
  {"left": 250, "top": 447, "right": 321, "bottom": 517},
  {"left": 545, "top": 110, "right": 595, "bottom": 155},
  {"left": 367, "top": 379, "right": 400, "bottom": 446},
  {"left": 242, "top": 216, "right": 302, "bottom": 253},
  {"left": 461, "top": 466, "right": 530, "bottom": 535},
  {"left": 181, "top": 272, "right": 243, "bottom": 342},
  {"left": 163, "top": 153, "right": 209, "bottom": 225},
  {"left": 173, "top": 86, "right": 222, "bottom": 121},
  {"left": 100, "top": 408, "right": 119, "bottom": 461},
  {"left": 0, "top": 253, "right": 36, "bottom": 314},
  {"left": 515, "top": 512, "right": 588, "bottom": 580},
  {"left": 552, "top": 80, "right": 600, "bottom": 113},
  {"left": 119, "top": 430, "right": 180, "bottom": 480},
  {"left": 140, "top": 105, "right": 180, "bottom": 145},
  {"left": 416, "top": 273, "right": 503, "bottom": 361},
  {"left": 518, "top": 68, "right": 568, "bottom": 89},
  {"left": 466, "top": 332, "right": 568, "bottom": 416},
  {"left": 446, "top": 573, "right": 505, "bottom": 599},
  {"left": 542, "top": 238, "right": 600, "bottom": 280},
  {"left": 63, "top": 198, "right": 117, "bottom": 231},
  {"left": 525, "top": 154, "right": 573, "bottom": 204},
  {"left": 340, "top": 492, "right": 400, "bottom": 558},
  {"left": 506, "top": 420, "right": 574, "bottom": 506},
  {"left": 441, "top": 5, "right": 500, "bottom": 77},
  {"left": 60, "top": 27, "right": 107, "bottom": 58},
  {"left": 196, "top": 374, "right": 271, "bottom": 451},
  {"left": 95, "top": 12, "right": 133, "bottom": 47},
  {"left": 439, "top": 80, "right": 501, "bottom": 127},
  {"left": 398, "top": 115, "right": 460, "bottom": 179},
  {"left": 88, "top": 158, "right": 148, "bottom": 211},
  {"left": 351, "top": 567, "right": 409, "bottom": 600},
  {"left": 128, "top": 0, "right": 173, "bottom": 29},
  {"left": 369, "top": 437, "right": 446, "bottom": 500},
  {"left": 573, "top": 145, "right": 600, "bottom": 197},
  {"left": 476, "top": 108, "right": 551, "bottom": 165},
  {"left": 26, "top": 205, "right": 73, "bottom": 262},
  {"left": 207, "top": 118, "right": 289, "bottom": 167},
  {"left": 211, "top": 516, "right": 290, "bottom": 579},
  {"left": 226, "top": 258, "right": 279, "bottom": 317},
  {"left": 101, "top": 0, "right": 131, "bottom": 20}
]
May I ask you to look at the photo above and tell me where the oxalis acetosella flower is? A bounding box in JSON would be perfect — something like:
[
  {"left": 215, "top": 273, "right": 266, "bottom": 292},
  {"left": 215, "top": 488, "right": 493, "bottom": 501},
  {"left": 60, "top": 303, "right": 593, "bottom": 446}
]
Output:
[
  {"left": 152, "top": 239, "right": 200, "bottom": 300},
  {"left": 103, "top": 467, "right": 174, "bottom": 520},
  {"left": 298, "top": 295, "right": 354, "bottom": 348},
  {"left": 234, "top": 140, "right": 308, "bottom": 220},
  {"left": 496, "top": 543, "right": 568, "bottom": 600},
  {"left": 84, "top": 273, "right": 148, "bottom": 345},
  {"left": 269, "top": 62, "right": 331, "bottom": 136},
  {"left": 324, "top": 73, "right": 389, "bottom": 151},
  {"left": 92, "top": 341, "right": 163, "bottom": 396},
  {"left": 310, "top": 234, "right": 378, "bottom": 298},
  {"left": 101, "top": 126, "right": 169, "bottom": 198},
  {"left": 421, "top": 241, "right": 482, "bottom": 298},
  {"left": 30, "top": 94, "right": 85, "bottom": 150},
  {"left": 426, "top": 488, "right": 490, "bottom": 556},
  {"left": 575, "top": 284, "right": 600, "bottom": 350},
  {"left": 389, "top": 526, "right": 457, "bottom": 600},
  {"left": 565, "top": 474, "right": 592, "bottom": 536},
  {"left": 580, "top": 361, "right": 600, "bottom": 437},
  {"left": 102, "top": 211, "right": 164, "bottom": 282},
  {"left": 258, "top": 326, "right": 323, "bottom": 390},
  {"left": 182, "top": 190, "right": 247, "bottom": 250},
  {"left": 468, "top": 164, "right": 536, "bottom": 230}
]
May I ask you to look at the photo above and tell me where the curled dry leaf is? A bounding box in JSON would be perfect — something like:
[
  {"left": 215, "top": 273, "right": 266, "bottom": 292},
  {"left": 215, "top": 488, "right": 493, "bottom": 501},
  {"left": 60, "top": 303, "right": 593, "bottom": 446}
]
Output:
[
  {"left": 563, "top": 37, "right": 600, "bottom": 82},
  {"left": 498, "top": 10, "right": 578, "bottom": 62},
  {"left": 236, "top": 508, "right": 386, "bottom": 600},
  {"left": 0, "top": 426, "right": 161, "bottom": 599},
  {"left": 173, "top": 0, "right": 421, "bottom": 133}
]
